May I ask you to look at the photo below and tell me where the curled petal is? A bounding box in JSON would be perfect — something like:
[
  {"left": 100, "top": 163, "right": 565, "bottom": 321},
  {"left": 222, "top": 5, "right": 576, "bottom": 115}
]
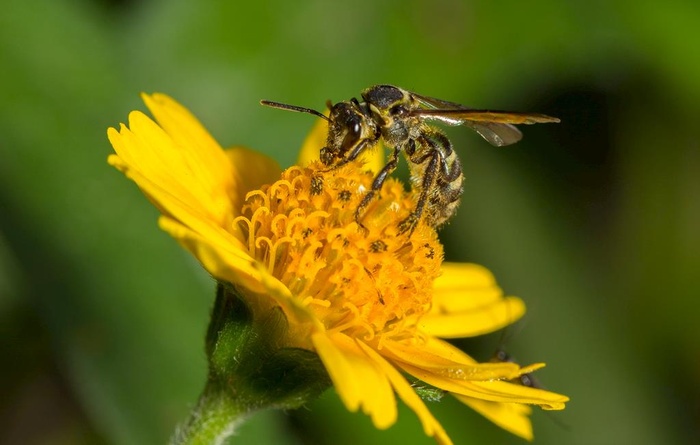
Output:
[
  {"left": 356, "top": 341, "right": 453, "bottom": 445},
  {"left": 420, "top": 296, "right": 525, "bottom": 338},
  {"left": 432, "top": 263, "right": 504, "bottom": 312},
  {"left": 400, "top": 361, "right": 568, "bottom": 410},
  {"left": 158, "top": 216, "right": 268, "bottom": 294},
  {"left": 383, "top": 337, "right": 521, "bottom": 381},
  {"left": 384, "top": 337, "right": 568, "bottom": 410},
  {"left": 422, "top": 262, "right": 525, "bottom": 338}
]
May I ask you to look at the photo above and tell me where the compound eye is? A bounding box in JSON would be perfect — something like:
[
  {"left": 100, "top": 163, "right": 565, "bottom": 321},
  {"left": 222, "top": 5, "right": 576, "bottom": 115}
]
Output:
[
  {"left": 390, "top": 105, "right": 408, "bottom": 116},
  {"left": 339, "top": 119, "right": 363, "bottom": 155}
]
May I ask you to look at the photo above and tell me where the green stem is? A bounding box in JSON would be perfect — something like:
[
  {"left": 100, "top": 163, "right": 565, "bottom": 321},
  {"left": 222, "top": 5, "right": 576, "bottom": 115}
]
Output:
[{"left": 170, "top": 381, "right": 250, "bottom": 445}]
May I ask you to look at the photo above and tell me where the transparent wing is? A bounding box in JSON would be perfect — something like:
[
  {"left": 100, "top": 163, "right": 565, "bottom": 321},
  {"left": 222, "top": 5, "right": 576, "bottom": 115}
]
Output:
[
  {"left": 411, "top": 91, "right": 559, "bottom": 147},
  {"left": 464, "top": 121, "right": 523, "bottom": 147},
  {"left": 416, "top": 108, "right": 560, "bottom": 125}
]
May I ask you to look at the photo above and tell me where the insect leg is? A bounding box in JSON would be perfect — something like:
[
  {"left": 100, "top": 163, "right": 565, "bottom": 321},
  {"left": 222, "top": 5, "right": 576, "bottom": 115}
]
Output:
[
  {"left": 410, "top": 130, "right": 464, "bottom": 228},
  {"left": 354, "top": 146, "right": 401, "bottom": 229},
  {"left": 400, "top": 140, "right": 442, "bottom": 233},
  {"left": 332, "top": 136, "right": 378, "bottom": 168}
]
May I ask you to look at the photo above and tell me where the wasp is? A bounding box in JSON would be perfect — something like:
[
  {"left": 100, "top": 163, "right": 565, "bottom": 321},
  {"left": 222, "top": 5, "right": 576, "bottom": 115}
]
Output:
[{"left": 261, "top": 85, "right": 559, "bottom": 232}]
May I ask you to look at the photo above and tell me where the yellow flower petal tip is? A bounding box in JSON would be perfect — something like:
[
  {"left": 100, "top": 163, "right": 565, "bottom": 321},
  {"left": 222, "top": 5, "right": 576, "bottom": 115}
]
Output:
[{"left": 108, "top": 93, "right": 568, "bottom": 445}]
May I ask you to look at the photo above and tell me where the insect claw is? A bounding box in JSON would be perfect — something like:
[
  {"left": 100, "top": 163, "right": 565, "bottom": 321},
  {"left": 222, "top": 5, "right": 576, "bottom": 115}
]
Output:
[
  {"left": 397, "top": 214, "right": 419, "bottom": 235},
  {"left": 356, "top": 220, "right": 369, "bottom": 235}
]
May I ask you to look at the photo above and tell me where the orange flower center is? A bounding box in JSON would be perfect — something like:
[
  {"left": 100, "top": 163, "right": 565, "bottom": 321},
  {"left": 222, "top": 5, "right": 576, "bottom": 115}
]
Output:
[{"left": 234, "top": 160, "right": 443, "bottom": 343}]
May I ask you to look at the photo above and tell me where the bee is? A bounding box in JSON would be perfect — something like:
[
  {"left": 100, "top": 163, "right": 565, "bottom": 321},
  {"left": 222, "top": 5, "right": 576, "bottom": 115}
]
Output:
[{"left": 261, "top": 85, "right": 559, "bottom": 232}]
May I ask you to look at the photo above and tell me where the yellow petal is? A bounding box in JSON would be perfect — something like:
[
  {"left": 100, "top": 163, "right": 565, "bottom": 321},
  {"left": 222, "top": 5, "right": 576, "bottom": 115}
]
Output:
[
  {"left": 384, "top": 337, "right": 567, "bottom": 409},
  {"left": 224, "top": 147, "right": 281, "bottom": 211},
  {"left": 251, "top": 260, "right": 323, "bottom": 328},
  {"left": 362, "top": 140, "right": 386, "bottom": 174},
  {"left": 420, "top": 296, "right": 525, "bottom": 338},
  {"left": 357, "top": 341, "right": 453, "bottom": 445},
  {"left": 159, "top": 215, "right": 318, "bottom": 330},
  {"left": 142, "top": 94, "right": 238, "bottom": 223},
  {"left": 466, "top": 380, "right": 569, "bottom": 410},
  {"left": 421, "top": 262, "right": 525, "bottom": 338},
  {"left": 383, "top": 337, "right": 521, "bottom": 381},
  {"left": 143, "top": 93, "right": 226, "bottom": 171},
  {"left": 108, "top": 117, "right": 203, "bottom": 213},
  {"left": 109, "top": 141, "right": 247, "bottom": 247},
  {"left": 108, "top": 111, "right": 235, "bottom": 228},
  {"left": 158, "top": 216, "right": 267, "bottom": 294},
  {"left": 455, "top": 396, "right": 534, "bottom": 441},
  {"left": 108, "top": 97, "right": 287, "bottom": 274},
  {"left": 297, "top": 116, "right": 329, "bottom": 167},
  {"left": 432, "top": 263, "right": 503, "bottom": 312},
  {"left": 311, "top": 332, "right": 397, "bottom": 429},
  {"left": 400, "top": 361, "right": 568, "bottom": 409}
]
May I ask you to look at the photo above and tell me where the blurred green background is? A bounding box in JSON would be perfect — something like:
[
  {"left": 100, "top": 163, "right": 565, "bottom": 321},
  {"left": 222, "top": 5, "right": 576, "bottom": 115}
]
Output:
[{"left": 1, "top": 0, "right": 698, "bottom": 443}]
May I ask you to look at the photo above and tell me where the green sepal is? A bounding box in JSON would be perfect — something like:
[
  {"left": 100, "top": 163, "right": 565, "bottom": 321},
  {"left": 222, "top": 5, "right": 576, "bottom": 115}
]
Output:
[
  {"left": 206, "top": 283, "right": 331, "bottom": 410},
  {"left": 205, "top": 283, "right": 256, "bottom": 373},
  {"left": 248, "top": 346, "right": 332, "bottom": 409},
  {"left": 173, "top": 283, "right": 332, "bottom": 444}
]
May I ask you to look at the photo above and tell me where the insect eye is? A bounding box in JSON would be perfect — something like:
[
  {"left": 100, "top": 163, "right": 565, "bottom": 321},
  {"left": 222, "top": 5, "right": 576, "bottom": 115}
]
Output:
[
  {"left": 352, "top": 122, "right": 361, "bottom": 135},
  {"left": 390, "top": 105, "right": 407, "bottom": 116}
]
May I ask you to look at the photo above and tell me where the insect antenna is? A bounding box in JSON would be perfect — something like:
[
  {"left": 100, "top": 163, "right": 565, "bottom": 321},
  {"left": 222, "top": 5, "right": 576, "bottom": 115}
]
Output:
[{"left": 260, "top": 100, "right": 330, "bottom": 121}]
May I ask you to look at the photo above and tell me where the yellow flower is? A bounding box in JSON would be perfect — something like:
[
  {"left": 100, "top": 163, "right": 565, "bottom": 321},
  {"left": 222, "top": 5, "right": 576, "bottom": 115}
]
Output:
[{"left": 108, "top": 93, "right": 568, "bottom": 444}]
